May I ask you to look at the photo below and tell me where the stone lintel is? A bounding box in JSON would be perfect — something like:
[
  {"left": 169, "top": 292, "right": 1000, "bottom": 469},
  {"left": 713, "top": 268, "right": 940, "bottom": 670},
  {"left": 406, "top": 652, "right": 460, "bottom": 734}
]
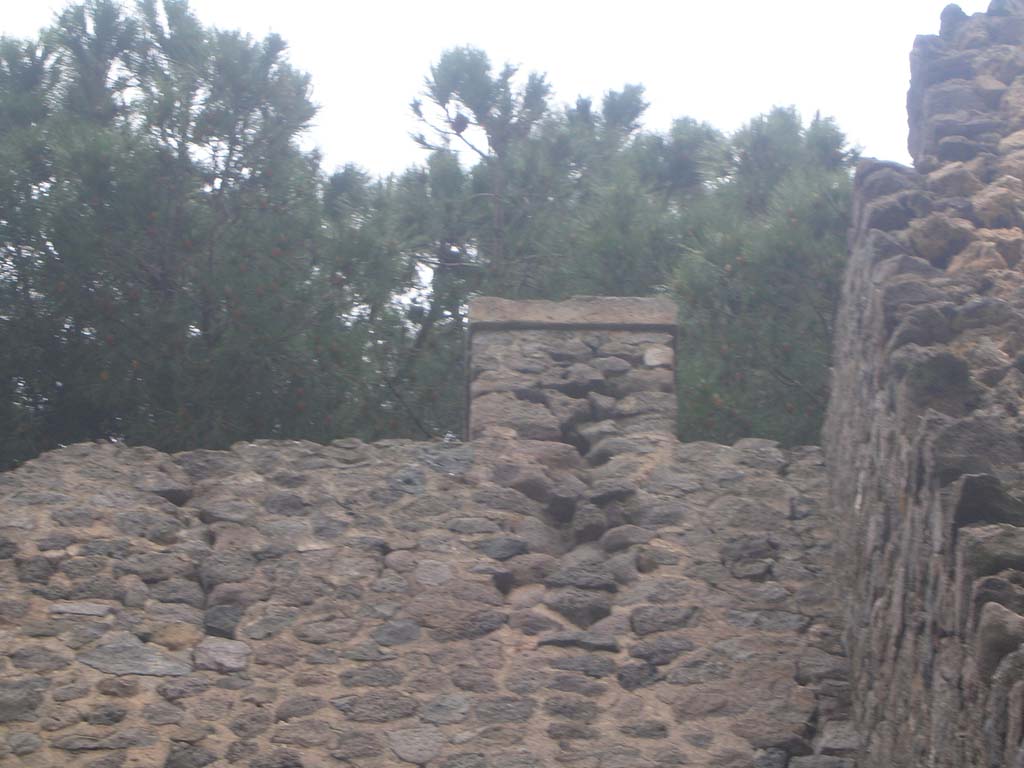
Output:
[{"left": 469, "top": 296, "right": 677, "bottom": 332}]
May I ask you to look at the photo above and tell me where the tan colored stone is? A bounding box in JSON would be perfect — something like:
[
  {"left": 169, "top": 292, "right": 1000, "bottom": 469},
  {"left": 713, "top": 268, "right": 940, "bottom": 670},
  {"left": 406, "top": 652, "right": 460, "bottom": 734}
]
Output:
[
  {"left": 998, "top": 128, "right": 1024, "bottom": 153},
  {"left": 975, "top": 601, "right": 1024, "bottom": 681},
  {"left": 470, "top": 392, "right": 562, "bottom": 441},
  {"left": 1002, "top": 76, "right": 1024, "bottom": 125},
  {"left": 978, "top": 227, "right": 1024, "bottom": 264},
  {"left": 926, "top": 162, "right": 984, "bottom": 197},
  {"left": 948, "top": 241, "right": 1010, "bottom": 273},
  {"left": 469, "top": 296, "right": 677, "bottom": 329},
  {"left": 907, "top": 214, "right": 977, "bottom": 266},
  {"left": 642, "top": 345, "right": 675, "bottom": 368},
  {"left": 978, "top": 73, "right": 1009, "bottom": 105},
  {"left": 150, "top": 623, "right": 204, "bottom": 651},
  {"left": 998, "top": 148, "right": 1024, "bottom": 178},
  {"left": 973, "top": 177, "right": 1024, "bottom": 228}
]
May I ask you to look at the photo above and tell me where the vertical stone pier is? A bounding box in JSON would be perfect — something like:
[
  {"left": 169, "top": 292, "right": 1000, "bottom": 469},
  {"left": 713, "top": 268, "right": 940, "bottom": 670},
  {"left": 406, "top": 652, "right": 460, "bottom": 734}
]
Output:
[
  {"left": 467, "top": 296, "right": 678, "bottom": 452},
  {"left": 826, "top": 2, "right": 1024, "bottom": 765}
]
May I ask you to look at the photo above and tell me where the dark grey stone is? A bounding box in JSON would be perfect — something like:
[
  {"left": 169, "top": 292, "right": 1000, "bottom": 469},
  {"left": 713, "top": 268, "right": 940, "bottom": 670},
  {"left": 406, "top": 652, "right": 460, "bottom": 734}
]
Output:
[
  {"left": 10, "top": 646, "right": 70, "bottom": 672},
  {"left": 336, "top": 690, "right": 419, "bottom": 722},
  {"left": 249, "top": 749, "right": 305, "bottom": 768},
  {"left": 293, "top": 617, "right": 360, "bottom": 645},
  {"left": 630, "top": 605, "right": 699, "bottom": 635},
  {"left": 509, "top": 611, "right": 563, "bottom": 635},
  {"left": 474, "top": 696, "right": 537, "bottom": 724},
  {"left": 543, "top": 694, "right": 598, "bottom": 722},
  {"left": 550, "top": 654, "right": 617, "bottom": 677},
  {"left": 165, "top": 744, "right": 217, "bottom": 768},
  {"left": 157, "top": 676, "right": 211, "bottom": 701},
  {"left": 600, "top": 525, "right": 656, "bottom": 552},
  {"left": 422, "top": 693, "right": 471, "bottom": 724},
  {"left": 543, "top": 588, "right": 612, "bottom": 628},
  {"left": 199, "top": 552, "right": 255, "bottom": 589},
  {"left": 150, "top": 578, "right": 205, "bottom": 608},
  {"left": 544, "top": 563, "right": 619, "bottom": 592},
  {"left": 548, "top": 722, "right": 598, "bottom": 740},
  {"left": 97, "top": 678, "right": 140, "bottom": 697},
  {"left": 620, "top": 721, "right": 669, "bottom": 739},
  {"left": 15, "top": 556, "right": 55, "bottom": 583},
  {"left": 143, "top": 702, "right": 184, "bottom": 725},
  {"left": 230, "top": 709, "right": 273, "bottom": 738},
  {"left": 340, "top": 666, "right": 403, "bottom": 688},
  {"left": 441, "top": 754, "right": 488, "bottom": 768},
  {"left": 53, "top": 508, "right": 99, "bottom": 528},
  {"left": 7, "top": 732, "right": 42, "bottom": 755},
  {"left": 84, "top": 704, "right": 128, "bottom": 725},
  {"left": 725, "top": 609, "right": 810, "bottom": 632},
  {"left": 330, "top": 730, "right": 385, "bottom": 759},
  {"left": 447, "top": 517, "right": 501, "bottom": 534},
  {"left": 538, "top": 632, "right": 619, "bottom": 653},
  {"left": 78, "top": 633, "right": 191, "bottom": 676},
  {"left": 52, "top": 682, "right": 90, "bottom": 702},
  {"left": 372, "top": 619, "right": 421, "bottom": 646},
  {"left": 264, "top": 492, "right": 306, "bottom": 516},
  {"left": 753, "top": 748, "right": 790, "bottom": 768},
  {"left": 617, "top": 661, "right": 661, "bottom": 690},
  {"left": 475, "top": 536, "right": 530, "bottom": 561},
  {"left": 114, "top": 553, "right": 194, "bottom": 583},
  {"left": 115, "top": 509, "right": 182, "bottom": 544},
  {"left": 452, "top": 665, "right": 498, "bottom": 692},
  {"left": 204, "top": 604, "right": 244, "bottom": 638},
  {"left": 629, "top": 634, "right": 696, "bottom": 665},
  {"left": 546, "top": 673, "right": 607, "bottom": 697},
  {"left": 429, "top": 610, "right": 507, "bottom": 642},
  {"left": 52, "top": 727, "right": 158, "bottom": 751},
  {"left": 275, "top": 695, "right": 327, "bottom": 721}
]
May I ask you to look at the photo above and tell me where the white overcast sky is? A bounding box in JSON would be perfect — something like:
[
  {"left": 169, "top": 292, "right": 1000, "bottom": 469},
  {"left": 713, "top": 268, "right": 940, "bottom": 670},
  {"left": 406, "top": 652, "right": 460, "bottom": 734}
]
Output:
[{"left": 2, "top": 0, "right": 993, "bottom": 176}]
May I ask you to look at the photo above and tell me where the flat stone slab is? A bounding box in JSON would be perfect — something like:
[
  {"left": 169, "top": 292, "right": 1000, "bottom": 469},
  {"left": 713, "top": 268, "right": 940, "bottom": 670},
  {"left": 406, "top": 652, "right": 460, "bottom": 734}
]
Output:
[
  {"left": 77, "top": 632, "right": 191, "bottom": 676},
  {"left": 469, "top": 296, "right": 677, "bottom": 330}
]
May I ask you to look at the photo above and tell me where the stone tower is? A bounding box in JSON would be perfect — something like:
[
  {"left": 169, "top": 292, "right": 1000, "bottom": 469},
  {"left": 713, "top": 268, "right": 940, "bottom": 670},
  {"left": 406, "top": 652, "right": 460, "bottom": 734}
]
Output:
[
  {"left": 826, "top": 1, "right": 1024, "bottom": 765},
  {"left": 467, "top": 296, "right": 678, "bottom": 448}
]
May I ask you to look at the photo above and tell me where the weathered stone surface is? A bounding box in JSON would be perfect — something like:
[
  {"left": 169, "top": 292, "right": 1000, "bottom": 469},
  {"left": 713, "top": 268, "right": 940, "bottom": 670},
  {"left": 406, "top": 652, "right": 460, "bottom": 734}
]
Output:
[
  {"left": 538, "top": 632, "right": 620, "bottom": 653},
  {"left": 629, "top": 634, "right": 696, "bottom": 666},
  {"left": 387, "top": 725, "right": 445, "bottom": 764},
  {"left": 338, "top": 690, "right": 419, "bottom": 722},
  {"left": 331, "top": 729, "right": 385, "bottom": 759},
  {"left": 0, "top": 678, "right": 48, "bottom": 723},
  {"left": 474, "top": 696, "right": 537, "bottom": 724},
  {"left": 51, "top": 727, "right": 158, "bottom": 751},
  {"left": 543, "top": 588, "right": 613, "bottom": 628},
  {"left": 470, "top": 393, "right": 562, "bottom": 441},
  {"left": 165, "top": 743, "right": 217, "bottom": 768},
  {"left": 469, "top": 296, "right": 677, "bottom": 328},
  {"left": 0, "top": 302, "right": 843, "bottom": 768},
  {"left": 630, "top": 605, "right": 699, "bottom": 635},
  {"left": 10, "top": 646, "right": 70, "bottom": 672},
  {"left": 78, "top": 633, "right": 192, "bottom": 676},
  {"left": 193, "top": 636, "right": 251, "bottom": 672},
  {"left": 371, "top": 619, "right": 421, "bottom": 646},
  {"left": 468, "top": 305, "right": 678, "bottom": 447},
  {"left": 830, "top": 11, "right": 1024, "bottom": 765},
  {"left": 475, "top": 535, "right": 530, "bottom": 561},
  {"left": 421, "top": 693, "right": 470, "bottom": 724}
]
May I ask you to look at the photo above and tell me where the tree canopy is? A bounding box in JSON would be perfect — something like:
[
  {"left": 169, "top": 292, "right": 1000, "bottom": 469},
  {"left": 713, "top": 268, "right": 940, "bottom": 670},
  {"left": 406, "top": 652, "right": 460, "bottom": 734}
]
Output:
[{"left": 0, "top": 0, "right": 857, "bottom": 469}]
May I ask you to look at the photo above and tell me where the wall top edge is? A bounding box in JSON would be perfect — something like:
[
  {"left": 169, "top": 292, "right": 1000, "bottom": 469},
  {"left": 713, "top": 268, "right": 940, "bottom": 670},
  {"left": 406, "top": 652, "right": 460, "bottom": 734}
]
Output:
[{"left": 468, "top": 296, "right": 678, "bottom": 330}]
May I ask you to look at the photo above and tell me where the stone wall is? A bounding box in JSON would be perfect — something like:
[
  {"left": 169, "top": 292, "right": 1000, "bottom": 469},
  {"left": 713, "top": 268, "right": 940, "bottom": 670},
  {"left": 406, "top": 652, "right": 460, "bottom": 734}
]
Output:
[
  {"left": 825, "top": 2, "right": 1024, "bottom": 765},
  {"left": 0, "top": 295, "right": 849, "bottom": 767},
  {"left": 467, "top": 297, "right": 678, "bottom": 449}
]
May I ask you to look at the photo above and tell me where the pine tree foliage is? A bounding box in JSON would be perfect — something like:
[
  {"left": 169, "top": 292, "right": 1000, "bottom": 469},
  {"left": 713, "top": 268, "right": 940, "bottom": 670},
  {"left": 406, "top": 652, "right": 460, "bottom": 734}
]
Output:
[
  {"left": 1, "top": 11, "right": 857, "bottom": 468},
  {"left": 674, "top": 110, "right": 856, "bottom": 445}
]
